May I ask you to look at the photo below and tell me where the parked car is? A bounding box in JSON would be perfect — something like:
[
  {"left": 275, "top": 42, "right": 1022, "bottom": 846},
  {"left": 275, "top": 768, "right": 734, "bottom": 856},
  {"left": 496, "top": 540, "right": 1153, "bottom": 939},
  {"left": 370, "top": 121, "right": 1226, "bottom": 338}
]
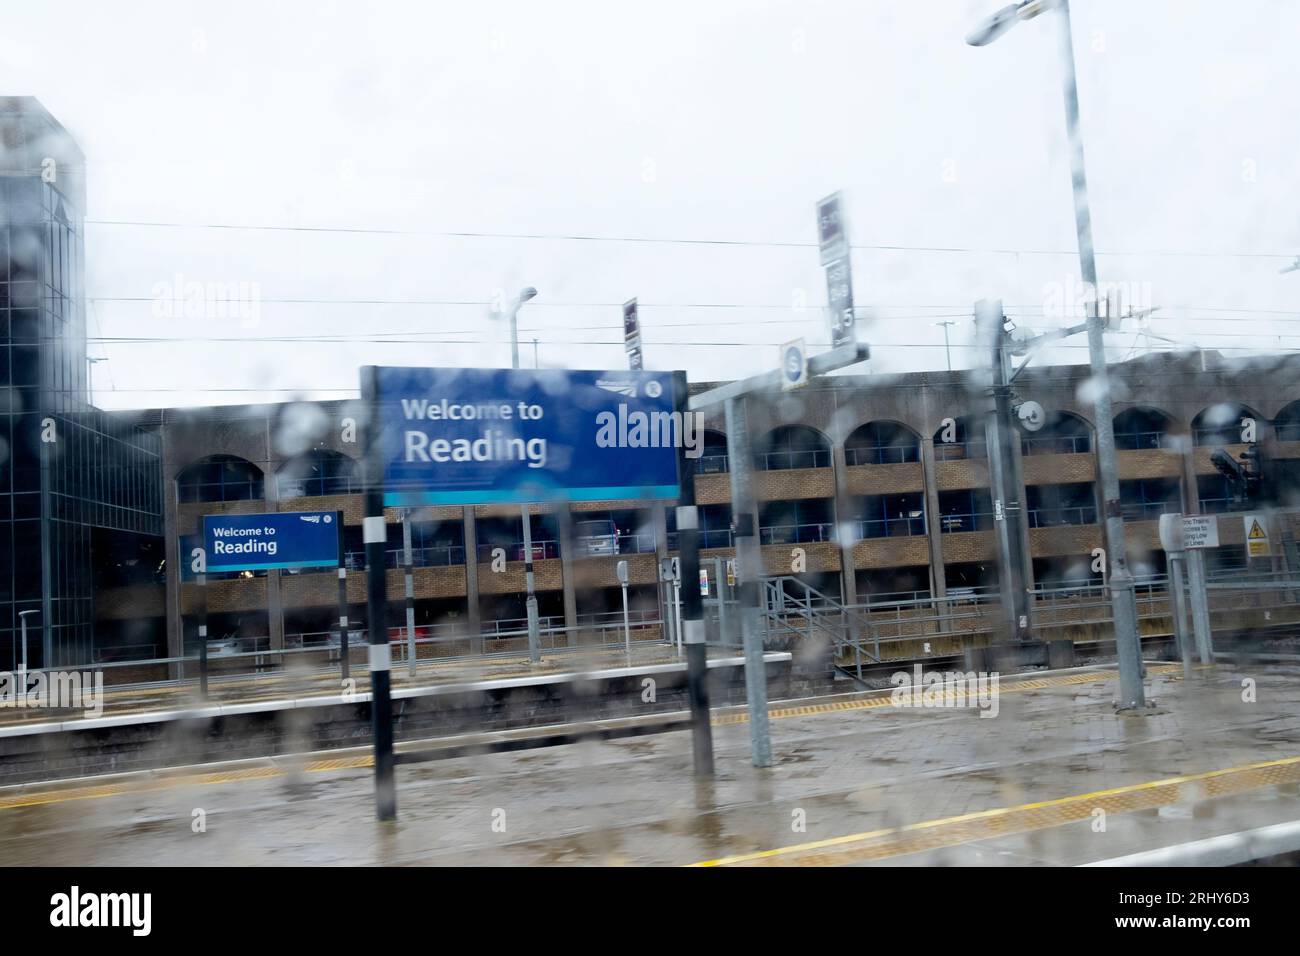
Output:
[{"left": 575, "top": 518, "right": 619, "bottom": 556}]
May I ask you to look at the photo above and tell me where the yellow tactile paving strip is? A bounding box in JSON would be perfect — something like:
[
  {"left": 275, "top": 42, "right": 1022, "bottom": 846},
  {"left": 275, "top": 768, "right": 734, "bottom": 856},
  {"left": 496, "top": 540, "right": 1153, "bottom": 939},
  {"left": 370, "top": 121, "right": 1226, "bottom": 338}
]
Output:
[
  {"left": 0, "top": 759, "right": 371, "bottom": 812},
  {"left": 692, "top": 754, "right": 1300, "bottom": 866},
  {"left": 711, "top": 665, "right": 1182, "bottom": 726}
]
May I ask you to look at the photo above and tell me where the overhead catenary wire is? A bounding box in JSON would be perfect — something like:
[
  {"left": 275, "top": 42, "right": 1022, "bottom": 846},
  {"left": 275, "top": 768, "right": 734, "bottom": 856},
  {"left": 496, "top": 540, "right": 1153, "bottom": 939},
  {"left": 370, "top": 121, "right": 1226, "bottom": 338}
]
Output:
[{"left": 83, "top": 218, "right": 1297, "bottom": 261}]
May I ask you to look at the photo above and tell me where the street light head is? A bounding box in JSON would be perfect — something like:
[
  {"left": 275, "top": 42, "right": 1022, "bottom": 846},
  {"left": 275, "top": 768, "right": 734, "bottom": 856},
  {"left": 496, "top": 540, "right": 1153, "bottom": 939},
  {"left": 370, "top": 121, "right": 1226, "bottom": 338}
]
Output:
[
  {"left": 1016, "top": 0, "right": 1055, "bottom": 21},
  {"left": 966, "top": 4, "right": 1022, "bottom": 46},
  {"left": 966, "top": 1, "right": 1055, "bottom": 46},
  {"left": 518, "top": 287, "right": 538, "bottom": 304}
]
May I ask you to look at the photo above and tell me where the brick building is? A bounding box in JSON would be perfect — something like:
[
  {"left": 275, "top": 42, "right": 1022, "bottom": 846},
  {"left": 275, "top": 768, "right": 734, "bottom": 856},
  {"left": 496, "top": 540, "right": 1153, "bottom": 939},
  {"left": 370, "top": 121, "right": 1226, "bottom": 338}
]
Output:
[{"left": 90, "top": 350, "right": 1300, "bottom": 662}]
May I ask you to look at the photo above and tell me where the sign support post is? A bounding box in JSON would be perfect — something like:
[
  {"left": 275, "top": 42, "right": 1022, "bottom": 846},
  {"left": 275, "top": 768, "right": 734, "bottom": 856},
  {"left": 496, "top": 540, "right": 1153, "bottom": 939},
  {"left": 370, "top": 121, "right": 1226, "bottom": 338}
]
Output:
[
  {"left": 361, "top": 366, "right": 397, "bottom": 821},
  {"left": 197, "top": 571, "right": 209, "bottom": 699},
  {"left": 1177, "top": 513, "right": 1217, "bottom": 664},
  {"left": 401, "top": 510, "right": 418, "bottom": 676},
  {"left": 674, "top": 371, "right": 714, "bottom": 778},
  {"left": 521, "top": 506, "right": 541, "bottom": 662},
  {"left": 617, "top": 559, "right": 631, "bottom": 659},
  {"left": 337, "top": 565, "right": 350, "bottom": 681},
  {"left": 724, "top": 395, "right": 772, "bottom": 767},
  {"left": 1158, "top": 514, "right": 1195, "bottom": 678},
  {"left": 335, "top": 508, "right": 349, "bottom": 679},
  {"left": 1187, "top": 548, "right": 1213, "bottom": 664}
]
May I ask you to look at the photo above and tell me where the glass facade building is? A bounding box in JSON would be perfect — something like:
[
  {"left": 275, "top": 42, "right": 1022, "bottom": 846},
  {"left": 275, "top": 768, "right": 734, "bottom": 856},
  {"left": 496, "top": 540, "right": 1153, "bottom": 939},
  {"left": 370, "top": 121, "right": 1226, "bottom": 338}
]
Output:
[{"left": 0, "top": 97, "right": 163, "bottom": 666}]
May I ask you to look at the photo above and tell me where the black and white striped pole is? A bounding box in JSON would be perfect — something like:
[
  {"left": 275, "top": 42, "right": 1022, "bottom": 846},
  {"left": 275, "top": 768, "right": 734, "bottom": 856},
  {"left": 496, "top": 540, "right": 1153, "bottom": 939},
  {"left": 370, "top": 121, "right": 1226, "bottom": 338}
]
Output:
[
  {"left": 673, "top": 370, "right": 714, "bottom": 778},
  {"left": 335, "top": 511, "right": 349, "bottom": 682},
  {"left": 401, "top": 509, "right": 418, "bottom": 676},
  {"left": 361, "top": 366, "right": 397, "bottom": 820},
  {"left": 521, "top": 505, "right": 541, "bottom": 662},
  {"left": 196, "top": 569, "right": 209, "bottom": 700}
]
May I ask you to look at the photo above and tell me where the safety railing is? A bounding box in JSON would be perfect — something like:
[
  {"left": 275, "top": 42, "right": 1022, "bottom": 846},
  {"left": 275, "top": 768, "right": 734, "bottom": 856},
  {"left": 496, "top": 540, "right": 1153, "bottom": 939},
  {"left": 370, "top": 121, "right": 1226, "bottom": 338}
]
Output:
[
  {"left": 474, "top": 540, "right": 560, "bottom": 562},
  {"left": 689, "top": 454, "right": 730, "bottom": 474},
  {"left": 1119, "top": 500, "right": 1177, "bottom": 521},
  {"left": 277, "top": 476, "right": 364, "bottom": 498},
  {"left": 1114, "top": 430, "right": 1170, "bottom": 451},
  {"left": 756, "top": 448, "right": 832, "bottom": 470},
  {"left": 846, "top": 591, "right": 1001, "bottom": 645},
  {"left": 933, "top": 439, "right": 987, "bottom": 461},
  {"left": 854, "top": 515, "right": 926, "bottom": 539},
  {"left": 1026, "top": 505, "right": 1097, "bottom": 528},
  {"left": 759, "top": 522, "right": 835, "bottom": 545},
  {"left": 938, "top": 512, "right": 995, "bottom": 533},
  {"left": 338, "top": 545, "right": 467, "bottom": 571},
  {"left": 1021, "top": 434, "right": 1091, "bottom": 455},
  {"left": 669, "top": 528, "right": 735, "bottom": 550},
  {"left": 1197, "top": 497, "right": 1251, "bottom": 515},
  {"left": 844, "top": 444, "right": 920, "bottom": 466}
]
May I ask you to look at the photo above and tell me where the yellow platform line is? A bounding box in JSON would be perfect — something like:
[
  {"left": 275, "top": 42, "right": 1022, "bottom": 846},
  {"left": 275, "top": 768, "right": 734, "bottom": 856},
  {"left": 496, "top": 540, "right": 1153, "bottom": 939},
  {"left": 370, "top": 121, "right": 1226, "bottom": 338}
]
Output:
[
  {"left": 0, "top": 757, "right": 368, "bottom": 812},
  {"left": 692, "top": 754, "right": 1300, "bottom": 867},
  {"left": 711, "top": 665, "right": 1180, "bottom": 726}
]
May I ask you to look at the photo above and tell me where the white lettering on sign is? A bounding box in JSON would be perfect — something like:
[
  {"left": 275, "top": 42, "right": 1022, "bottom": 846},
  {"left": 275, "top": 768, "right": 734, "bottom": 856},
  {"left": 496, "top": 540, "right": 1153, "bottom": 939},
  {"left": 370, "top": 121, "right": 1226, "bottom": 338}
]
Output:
[
  {"left": 1181, "top": 515, "right": 1219, "bottom": 550},
  {"left": 210, "top": 525, "right": 280, "bottom": 556},
  {"left": 403, "top": 430, "right": 547, "bottom": 469},
  {"left": 399, "top": 399, "right": 514, "bottom": 421},
  {"left": 400, "top": 398, "right": 547, "bottom": 468}
]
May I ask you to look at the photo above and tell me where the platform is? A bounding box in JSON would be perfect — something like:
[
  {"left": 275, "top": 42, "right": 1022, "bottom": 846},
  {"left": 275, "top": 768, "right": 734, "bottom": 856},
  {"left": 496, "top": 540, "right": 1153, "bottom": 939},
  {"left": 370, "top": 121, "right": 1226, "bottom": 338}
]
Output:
[{"left": 1, "top": 661, "right": 1298, "bottom": 865}]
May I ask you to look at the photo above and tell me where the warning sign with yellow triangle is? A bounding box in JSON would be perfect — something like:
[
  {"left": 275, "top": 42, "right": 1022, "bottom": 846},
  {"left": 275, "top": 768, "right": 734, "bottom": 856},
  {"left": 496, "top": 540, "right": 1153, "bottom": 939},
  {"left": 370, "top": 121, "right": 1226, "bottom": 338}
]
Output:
[{"left": 1244, "top": 515, "right": 1271, "bottom": 557}]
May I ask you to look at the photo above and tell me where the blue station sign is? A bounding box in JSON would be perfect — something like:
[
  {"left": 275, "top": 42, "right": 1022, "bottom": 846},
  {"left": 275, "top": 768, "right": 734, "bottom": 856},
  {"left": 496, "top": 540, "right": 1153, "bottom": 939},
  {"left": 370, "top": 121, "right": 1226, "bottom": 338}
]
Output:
[
  {"left": 371, "top": 366, "right": 687, "bottom": 506},
  {"left": 203, "top": 511, "right": 342, "bottom": 572}
]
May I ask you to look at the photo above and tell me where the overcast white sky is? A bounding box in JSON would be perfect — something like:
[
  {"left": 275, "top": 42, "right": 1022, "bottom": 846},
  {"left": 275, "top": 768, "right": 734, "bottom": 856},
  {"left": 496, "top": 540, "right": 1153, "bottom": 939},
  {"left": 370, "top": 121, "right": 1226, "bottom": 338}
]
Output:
[{"left": 4, "top": 0, "right": 1299, "bottom": 408}]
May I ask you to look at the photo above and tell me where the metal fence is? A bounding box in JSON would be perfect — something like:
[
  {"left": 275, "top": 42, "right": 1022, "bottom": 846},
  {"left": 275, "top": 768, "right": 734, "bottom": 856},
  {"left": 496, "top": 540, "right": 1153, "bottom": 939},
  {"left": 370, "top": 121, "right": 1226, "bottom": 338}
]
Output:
[{"left": 844, "top": 444, "right": 920, "bottom": 466}]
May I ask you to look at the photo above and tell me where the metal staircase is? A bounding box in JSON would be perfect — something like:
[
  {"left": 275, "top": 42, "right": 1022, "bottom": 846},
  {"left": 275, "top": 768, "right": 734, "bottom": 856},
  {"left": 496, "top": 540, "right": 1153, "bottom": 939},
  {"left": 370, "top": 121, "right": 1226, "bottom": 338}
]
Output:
[{"left": 762, "top": 577, "right": 881, "bottom": 682}]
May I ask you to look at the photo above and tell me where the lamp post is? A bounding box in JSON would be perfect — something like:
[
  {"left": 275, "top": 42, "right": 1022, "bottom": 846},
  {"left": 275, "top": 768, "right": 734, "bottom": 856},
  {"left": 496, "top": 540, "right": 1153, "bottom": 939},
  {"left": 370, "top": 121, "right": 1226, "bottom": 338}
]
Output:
[
  {"left": 503, "top": 286, "right": 538, "bottom": 370},
  {"left": 967, "top": 0, "right": 1145, "bottom": 708},
  {"left": 933, "top": 321, "right": 956, "bottom": 371},
  {"left": 497, "top": 287, "right": 543, "bottom": 661},
  {"left": 18, "top": 609, "right": 39, "bottom": 674}
]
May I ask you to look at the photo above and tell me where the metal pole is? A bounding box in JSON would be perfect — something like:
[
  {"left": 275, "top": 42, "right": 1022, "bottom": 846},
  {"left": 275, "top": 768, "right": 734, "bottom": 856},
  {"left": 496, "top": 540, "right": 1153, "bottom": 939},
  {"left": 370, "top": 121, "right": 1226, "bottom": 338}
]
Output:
[
  {"left": 19, "top": 612, "right": 30, "bottom": 675},
  {"left": 1055, "top": 0, "right": 1144, "bottom": 708},
  {"left": 673, "top": 580, "right": 682, "bottom": 655},
  {"left": 1186, "top": 547, "right": 1214, "bottom": 663},
  {"left": 361, "top": 365, "right": 396, "bottom": 821},
  {"left": 1167, "top": 552, "right": 1194, "bottom": 678},
  {"left": 196, "top": 575, "right": 209, "bottom": 699},
  {"left": 714, "top": 556, "right": 729, "bottom": 644},
  {"left": 981, "top": 302, "right": 1032, "bottom": 641},
  {"left": 521, "top": 507, "right": 541, "bottom": 662},
  {"left": 402, "top": 509, "right": 417, "bottom": 677},
  {"left": 337, "top": 566, "right": 350, "bottom": 682},
  {"left": 508, "top": 308, "right": 543, "bottom": 663},
  {"left": 937, "top": 320, "right": 954, "bottom": 371},
  {"left": 621, "top": 581, "right": 631, "bottom": 657},
  {"left": 724, "top": 395, "right": 773, "bottom": 767},
  {"left": 509, "top": 304, "right": 520, "bottom": 370},
  {"left": 674, "top": 370, "right": 714, "bottom": 777}
]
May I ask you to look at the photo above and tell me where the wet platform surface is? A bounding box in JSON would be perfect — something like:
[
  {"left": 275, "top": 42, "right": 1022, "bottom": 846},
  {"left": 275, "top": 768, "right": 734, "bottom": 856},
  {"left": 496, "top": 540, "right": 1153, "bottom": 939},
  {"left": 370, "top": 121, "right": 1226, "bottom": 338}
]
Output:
[{"left": 2, "top": 661, "right": 1298, "bottom": 865}]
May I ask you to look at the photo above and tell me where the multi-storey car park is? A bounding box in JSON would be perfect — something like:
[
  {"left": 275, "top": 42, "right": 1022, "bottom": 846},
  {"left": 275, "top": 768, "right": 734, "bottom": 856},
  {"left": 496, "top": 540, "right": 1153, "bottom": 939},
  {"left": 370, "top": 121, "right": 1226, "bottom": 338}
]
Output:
[{"left": 69, "top": 348, "right": 1300, "bottom": 669}]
